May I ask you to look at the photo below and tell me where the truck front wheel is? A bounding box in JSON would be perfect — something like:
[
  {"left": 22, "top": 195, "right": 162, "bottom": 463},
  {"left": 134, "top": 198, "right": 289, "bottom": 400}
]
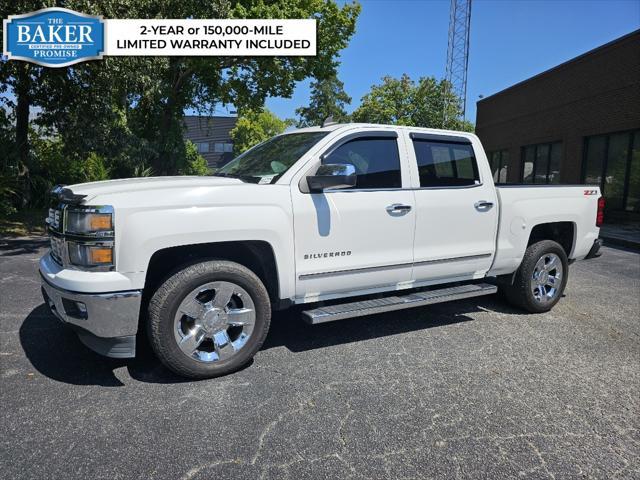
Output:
[
  {"left": 147, "top": 260, "right": 271, "bottom": 379},
  {"left": 503, "top": 240, "right": 569, "bottom": 313}
]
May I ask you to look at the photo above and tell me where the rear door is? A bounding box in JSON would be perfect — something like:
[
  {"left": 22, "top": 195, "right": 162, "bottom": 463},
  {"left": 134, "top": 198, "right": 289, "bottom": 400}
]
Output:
[
  {"left": 291, "top": 130, "right": 415, "bottom": 301},
  {"left": 406, "top": 132, "right": 499, "bottom": 283}
]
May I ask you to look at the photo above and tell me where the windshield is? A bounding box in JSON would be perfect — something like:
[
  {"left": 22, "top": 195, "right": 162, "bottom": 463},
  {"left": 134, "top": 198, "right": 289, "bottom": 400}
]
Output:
[{"left": 215, "top": 132, "right": 329, "bottom": 184}]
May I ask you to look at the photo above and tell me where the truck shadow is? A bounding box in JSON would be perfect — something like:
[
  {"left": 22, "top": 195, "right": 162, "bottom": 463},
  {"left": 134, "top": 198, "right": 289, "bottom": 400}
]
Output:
[
  {"left": 20, "top": 304, "right": 131, "bottom": 386},
  {"left": 19, "top": 296, "right": 525, "bottom": 386},
  {"left": 19, "top": 304, "right": 192, "bottom": 386},
  {"left": 262, "top": 294, "right": 524, "bottom": 352}
]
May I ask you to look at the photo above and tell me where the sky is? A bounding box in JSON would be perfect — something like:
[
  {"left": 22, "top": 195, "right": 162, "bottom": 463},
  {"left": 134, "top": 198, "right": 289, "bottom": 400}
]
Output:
[{"left": 265, "top": 0, "right": 640, "bottom": 124}]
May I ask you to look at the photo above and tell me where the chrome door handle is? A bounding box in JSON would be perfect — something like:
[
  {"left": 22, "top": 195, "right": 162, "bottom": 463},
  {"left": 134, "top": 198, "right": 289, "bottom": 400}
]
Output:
[
  {"left": 386, "top": 203, "right": 412, "bottom": 213},
  {"left": 474, "top": 200, "right": 494, "bottom": 210}
]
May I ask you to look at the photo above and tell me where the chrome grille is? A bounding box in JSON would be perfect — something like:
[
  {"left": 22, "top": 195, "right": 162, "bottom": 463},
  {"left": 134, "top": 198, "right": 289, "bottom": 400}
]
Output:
[
  {"left": 45, "top": 186, "right": 115, "bottom": 271},
  {"left": 50, "top": 235, "right": 65, "bottom": 265},
  {"left": 46, "top": 208, "right": 62, "bottom": 231}
]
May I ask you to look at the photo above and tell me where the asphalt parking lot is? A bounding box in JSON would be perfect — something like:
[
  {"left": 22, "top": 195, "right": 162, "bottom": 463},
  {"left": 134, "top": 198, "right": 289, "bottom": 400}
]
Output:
[{"left": 1, "top": 238, "right": 639, "bottom": 479}]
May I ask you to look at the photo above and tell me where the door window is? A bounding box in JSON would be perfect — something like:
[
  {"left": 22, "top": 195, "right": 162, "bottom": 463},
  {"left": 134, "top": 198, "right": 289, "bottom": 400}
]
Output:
[
  {"left": 412, "top": 140, "right": 479, "bottom": 187},
  {"left": 323, "top": 137, "right": 402, "bottom": 189}
]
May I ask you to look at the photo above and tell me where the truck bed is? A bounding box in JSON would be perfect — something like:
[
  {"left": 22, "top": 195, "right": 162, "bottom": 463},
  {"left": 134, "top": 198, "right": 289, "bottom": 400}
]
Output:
[{"left": 488, "top": 184, "right": 601, "bottom": 276}]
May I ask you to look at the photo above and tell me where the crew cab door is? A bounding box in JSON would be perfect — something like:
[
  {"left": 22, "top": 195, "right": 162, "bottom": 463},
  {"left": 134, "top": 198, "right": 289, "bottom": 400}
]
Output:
[
  {"left": 291, "top": 130, "right": 415, "bottom": 302},
  {"left": 406, "top": 132, "right": 499, "bottom": 282}
]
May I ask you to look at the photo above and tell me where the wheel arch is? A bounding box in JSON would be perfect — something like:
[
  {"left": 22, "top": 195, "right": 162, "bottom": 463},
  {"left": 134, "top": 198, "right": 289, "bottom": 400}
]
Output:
[
  {"left": 497, "top": 221, "right": 576, "bottom": 286},
  {"left": 527, "top": 221, "right": 576, "bottom": 258},
  {"left": 143, "top": 240, "right": 281, "bottom": 307}
]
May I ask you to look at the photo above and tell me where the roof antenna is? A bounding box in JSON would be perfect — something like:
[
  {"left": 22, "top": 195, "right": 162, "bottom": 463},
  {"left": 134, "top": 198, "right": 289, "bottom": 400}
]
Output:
[{"left": 322, "top": 115, "right": 337, "bottom": 128}]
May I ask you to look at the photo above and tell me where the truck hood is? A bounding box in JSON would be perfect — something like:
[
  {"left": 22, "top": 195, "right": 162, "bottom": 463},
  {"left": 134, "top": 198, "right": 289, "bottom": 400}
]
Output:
[{"left": 68, "top": 176, "right": 245, "bottom": 202}]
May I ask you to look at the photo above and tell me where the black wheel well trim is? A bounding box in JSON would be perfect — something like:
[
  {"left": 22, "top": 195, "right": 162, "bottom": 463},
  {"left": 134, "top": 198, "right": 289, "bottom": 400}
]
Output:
[
  {"left": 143, "top": 240, "right": 281, "bottom": 306},
  {"left": 527, "top": 221, "right": 576, "bottom": 259},
  {"left": 497, "top": 223, "right": 575, "bottom": 286}
]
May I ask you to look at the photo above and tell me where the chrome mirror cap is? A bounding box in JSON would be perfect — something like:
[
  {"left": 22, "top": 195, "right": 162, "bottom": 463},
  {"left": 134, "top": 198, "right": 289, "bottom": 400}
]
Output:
[
  {"left": 307, "top": 163, "right": 357, "bottom": 192},
  {"left": 316, "top": 163, "right": 356, "bottom": 177}
]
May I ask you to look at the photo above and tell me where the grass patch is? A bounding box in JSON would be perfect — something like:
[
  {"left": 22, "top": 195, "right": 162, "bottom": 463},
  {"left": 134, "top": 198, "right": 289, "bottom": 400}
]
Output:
[{"left": 0, "top": 209, "right": 47, "bottom": 237}]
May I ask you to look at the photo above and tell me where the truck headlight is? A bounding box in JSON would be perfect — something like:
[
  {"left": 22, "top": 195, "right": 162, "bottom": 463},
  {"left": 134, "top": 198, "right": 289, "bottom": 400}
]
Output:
[
  {"left": 68, "top": 242, "right": 114, "bottom": 268},
  {"left": 65, "top": 207, "right": 114, "bottom": 236},
  {"left": 64, "top": 205, "right": 115, "bottom": 270}
]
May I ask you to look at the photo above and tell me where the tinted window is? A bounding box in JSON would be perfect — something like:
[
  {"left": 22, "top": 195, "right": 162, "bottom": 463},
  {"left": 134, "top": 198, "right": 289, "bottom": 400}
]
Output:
[
  {"left": 582, "top": 130, "right": 640, "bottom": 212},
  {"left": 323, "top": 137, "right": 401, "bottom": 189},
  {"left": 412, "top": 140, "right": 479, "bottom": 187},
  {"left": 488, "top": 150, "right": 509, "bottom": 183},
  {"left": 522, "top": 141, "right": 562, "bottom": 184}
]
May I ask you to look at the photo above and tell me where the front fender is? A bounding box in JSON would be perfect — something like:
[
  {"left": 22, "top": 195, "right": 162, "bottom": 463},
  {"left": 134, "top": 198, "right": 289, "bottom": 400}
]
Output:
[{"left": 110, "top": 191, "right": 295, "bottom": 299}]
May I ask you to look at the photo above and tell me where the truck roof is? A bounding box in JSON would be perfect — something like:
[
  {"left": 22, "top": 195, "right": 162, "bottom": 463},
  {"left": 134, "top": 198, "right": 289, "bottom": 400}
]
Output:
[{"left": 286, "top": 123, "right": 477, "bottom": 139}]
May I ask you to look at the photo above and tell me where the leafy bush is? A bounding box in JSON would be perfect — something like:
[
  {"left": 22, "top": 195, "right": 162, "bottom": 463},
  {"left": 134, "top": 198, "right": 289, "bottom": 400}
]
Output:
[
  {"left": 132, "top": 164, "right": 154, "bottom": 177},
  {"left": 180, "top": 141, "right": 210, "bottom": 176},
  {"left": 82, "top": 153, "right": 110, "bottom": 183},
  {"left": 0, "top": 174, "right": 18, "bottom": 218},
  {"left": 33, "top": 137, "right": 82, "bottom": 185},
  {"left": 15, "top": 138, "right": 111, "bottom": 209}
]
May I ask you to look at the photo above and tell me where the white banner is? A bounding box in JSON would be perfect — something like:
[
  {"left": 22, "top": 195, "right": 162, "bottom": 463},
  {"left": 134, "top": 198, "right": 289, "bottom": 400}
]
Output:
[{"left": 104, "top": 19, "right": 316, "bottom": 56}]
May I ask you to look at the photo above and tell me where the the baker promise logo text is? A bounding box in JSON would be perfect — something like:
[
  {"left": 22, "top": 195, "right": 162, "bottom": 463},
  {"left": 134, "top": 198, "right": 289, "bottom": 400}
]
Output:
[{"left": 3, "top": 7, "right": 104, "bottom": 67}]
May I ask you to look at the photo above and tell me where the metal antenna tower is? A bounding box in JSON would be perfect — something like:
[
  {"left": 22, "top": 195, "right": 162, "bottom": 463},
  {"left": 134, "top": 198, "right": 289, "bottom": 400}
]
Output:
[{"left": 444, "top": 0, "right": 472, "bottom": 125}]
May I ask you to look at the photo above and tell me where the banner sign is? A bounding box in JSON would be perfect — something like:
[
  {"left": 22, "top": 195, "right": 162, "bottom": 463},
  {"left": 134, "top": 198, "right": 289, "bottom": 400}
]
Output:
[
  {"left": 3, "top": 8, "right": 105, "bottom": 67},
  {"left": 3, "top": 8, "right": 316, "bottom": 68},
  {"left": 104, "top": 19, "right": 316, "bottom": 57}
]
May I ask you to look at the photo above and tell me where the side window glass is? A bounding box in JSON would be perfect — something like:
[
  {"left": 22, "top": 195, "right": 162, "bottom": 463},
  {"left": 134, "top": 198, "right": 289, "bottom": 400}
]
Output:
[
  {"left": 432, "top": 146, "right": 454, "bottom": 177},
  {"left": 412, "top": 139, "right": 480, "bottom": 187},
  {"left": 323, "top": 137, "right": 402, "bottom": 189}
]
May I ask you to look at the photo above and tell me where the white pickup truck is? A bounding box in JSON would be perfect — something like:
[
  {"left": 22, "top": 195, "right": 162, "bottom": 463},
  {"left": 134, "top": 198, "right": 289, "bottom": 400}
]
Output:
[{"left": 40, "top": 123, "right": 604, "bottom": 378}]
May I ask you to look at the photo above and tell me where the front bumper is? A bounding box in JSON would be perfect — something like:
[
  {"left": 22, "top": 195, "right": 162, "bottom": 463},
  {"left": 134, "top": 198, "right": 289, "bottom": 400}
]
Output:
[{"left": 40, "top": 271, "right": 142, "bottom": 358}]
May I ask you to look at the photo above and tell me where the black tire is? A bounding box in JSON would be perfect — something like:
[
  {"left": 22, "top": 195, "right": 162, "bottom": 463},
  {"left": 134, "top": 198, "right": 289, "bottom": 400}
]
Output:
[
  {"left": 503, "top": 240, "right": 569, "bottom": 313},
  {"left": 147, "top": 260, "right": 271, "bottom": 379}
]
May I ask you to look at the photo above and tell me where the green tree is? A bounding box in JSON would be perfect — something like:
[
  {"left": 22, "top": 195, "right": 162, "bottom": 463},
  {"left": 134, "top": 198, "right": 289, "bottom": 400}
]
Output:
[
  {"left": 230, "top": 109, "right": 293, "bottom": 155},
  {"left": 351, "top": 74, "right": 474, "bottom": 132},
  {"left": 122, "top": 0, "right": 360, "bottom": 174},
  {"left": 1, "top": 0, "right": 361, "bottom": 176},
  {"left": 296, "top": 75, "right": 351, "bottom": 127}
]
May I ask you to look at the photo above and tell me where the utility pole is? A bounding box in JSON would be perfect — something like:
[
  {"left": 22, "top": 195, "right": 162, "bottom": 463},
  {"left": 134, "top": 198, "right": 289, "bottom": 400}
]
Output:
[{"left": 443, "top": 0, "right": 472, "bottom": 127}]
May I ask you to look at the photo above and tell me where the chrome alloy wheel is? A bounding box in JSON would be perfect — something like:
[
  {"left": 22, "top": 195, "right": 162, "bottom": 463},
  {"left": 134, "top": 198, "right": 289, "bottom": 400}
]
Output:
[
  {"left": 531, "top": 253, "right": 563, "bottom": 304},
  {"left": 173, "top": 281, "right": 255, "bottom": 363}
]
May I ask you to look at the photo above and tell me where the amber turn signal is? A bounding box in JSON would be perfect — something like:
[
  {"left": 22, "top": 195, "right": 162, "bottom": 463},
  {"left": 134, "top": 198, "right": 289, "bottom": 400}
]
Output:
[
  {"left": 88, "top": 214, "right": 113, "bottom": 231},
  {"left": 88, "top": 247, "right": 113, "bottom": 265}
]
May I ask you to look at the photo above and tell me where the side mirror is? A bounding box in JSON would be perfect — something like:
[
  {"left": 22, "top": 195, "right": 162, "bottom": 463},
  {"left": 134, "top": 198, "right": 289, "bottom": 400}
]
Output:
[{"left": 307, "top": 164, "right": 357, "bottom": 193}]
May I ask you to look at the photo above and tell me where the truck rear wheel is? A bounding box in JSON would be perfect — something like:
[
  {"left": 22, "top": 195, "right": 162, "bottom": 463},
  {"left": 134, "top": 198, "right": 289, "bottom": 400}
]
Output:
[
  {"left": 503, "top": 240, "right": 569, "bottom": 313},
  {"left": 147, "top": 260, "right": 271, "bottom": 379}
]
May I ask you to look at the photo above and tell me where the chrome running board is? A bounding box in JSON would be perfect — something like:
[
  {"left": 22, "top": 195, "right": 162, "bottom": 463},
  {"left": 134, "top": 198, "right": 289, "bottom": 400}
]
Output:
[{"left": 302, "top": 283, "right": 497, "bottom": 325}]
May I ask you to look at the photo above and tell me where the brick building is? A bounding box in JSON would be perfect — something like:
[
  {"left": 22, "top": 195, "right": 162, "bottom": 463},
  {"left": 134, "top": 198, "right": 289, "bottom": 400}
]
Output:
[
  {"left": 183, "top": 115, "right": 237, "bottom": 168},
  {"left": 475, "top": 29, "right": 640, "bottom": 223}
]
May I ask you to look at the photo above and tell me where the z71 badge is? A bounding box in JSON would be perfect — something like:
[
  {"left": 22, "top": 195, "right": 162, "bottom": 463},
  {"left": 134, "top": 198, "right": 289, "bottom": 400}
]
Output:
[{"left": 584, "top": 189, "right": 598, "bottom": 196}]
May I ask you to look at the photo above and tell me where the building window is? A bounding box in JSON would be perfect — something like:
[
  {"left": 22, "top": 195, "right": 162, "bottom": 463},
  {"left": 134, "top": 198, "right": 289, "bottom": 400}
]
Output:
[
  {"left": 583, "top": 130, "right": 640, "bottom": 212},
  {"left": 521, "top": 142, "right": 562, "bottom": 184},
  {"left": 214, "top": 142, "right": 233, "bottom": 153},
  {"left": 488, "top": 150, "right": 509, "bottom": 183},
  {"left": 196, "top": 142, "right": 209, "bottom": 153}
]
